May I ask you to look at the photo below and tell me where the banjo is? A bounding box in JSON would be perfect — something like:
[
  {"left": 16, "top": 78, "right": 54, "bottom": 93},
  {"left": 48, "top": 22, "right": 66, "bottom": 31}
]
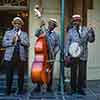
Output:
[
  {"left": 68, "top": 42, "right": 83, "bottom": 58},
  {"left": 68, "top": 26, "right": 83, "bottom": 58}
]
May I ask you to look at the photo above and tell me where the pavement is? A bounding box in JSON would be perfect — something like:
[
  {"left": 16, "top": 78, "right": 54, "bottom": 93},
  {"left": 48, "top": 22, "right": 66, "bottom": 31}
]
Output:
[{"left": 0, "top": 73, "right": 100, "bottom": 100}]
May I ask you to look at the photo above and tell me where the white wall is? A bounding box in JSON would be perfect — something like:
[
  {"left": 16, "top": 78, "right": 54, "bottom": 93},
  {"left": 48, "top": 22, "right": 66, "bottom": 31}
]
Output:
[{"left": 87, "top": 0, "right": 100, "bottom": 80}]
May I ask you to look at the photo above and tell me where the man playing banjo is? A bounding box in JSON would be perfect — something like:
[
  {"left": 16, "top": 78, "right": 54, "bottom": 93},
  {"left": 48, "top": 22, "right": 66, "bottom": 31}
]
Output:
[{"left": 64, "top": 14, "right": 95, "bottom": 95}]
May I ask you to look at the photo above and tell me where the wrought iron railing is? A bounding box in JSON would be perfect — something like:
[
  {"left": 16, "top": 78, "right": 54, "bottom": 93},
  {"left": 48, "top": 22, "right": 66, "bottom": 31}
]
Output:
[{"left": 0, "top": 0, "right": 27, "bottom": 6}]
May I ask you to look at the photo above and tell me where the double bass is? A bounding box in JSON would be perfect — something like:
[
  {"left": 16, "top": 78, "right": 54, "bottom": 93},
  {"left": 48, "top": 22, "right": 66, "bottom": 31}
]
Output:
[{"left": 31, "top": 5, "right": 52, "bottom": 85}]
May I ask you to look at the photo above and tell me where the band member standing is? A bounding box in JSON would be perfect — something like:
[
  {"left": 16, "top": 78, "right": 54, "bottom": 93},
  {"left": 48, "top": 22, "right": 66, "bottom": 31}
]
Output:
[
  {"left": 34, "top": 18, "right": 60, "bottom": 92},
  {"left": 2, "top": 17, "right": 30, "bottom": 95},
  {"left": 64, "top": 15, "right": 95, "bottom": 95}
]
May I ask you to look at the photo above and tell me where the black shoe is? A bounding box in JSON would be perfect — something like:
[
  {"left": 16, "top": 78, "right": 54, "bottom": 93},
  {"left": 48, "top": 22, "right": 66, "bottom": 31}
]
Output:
[
  {"left": 77, "top": 90, "right": 86, "bottom": 95},
  {"left": 15, "top": 90, "right": 24, "bottom": 95},
  {"left": 5, "top": 92, "right": 11, "bottom": 96},
  {"left": 5, "top": 90, "right": 11, "bottom": 96},
  {"left": 34, "top": 86, "right": 41, "bottom": 92},
  {"left": 67, "top": 90, "right": 76, "bottom": 95},
  {"left": 47, "top": 87, "right": 52, "bottom": 92},
  {"left": 57, "top": 84, "right": 60, "bottom": 91}
]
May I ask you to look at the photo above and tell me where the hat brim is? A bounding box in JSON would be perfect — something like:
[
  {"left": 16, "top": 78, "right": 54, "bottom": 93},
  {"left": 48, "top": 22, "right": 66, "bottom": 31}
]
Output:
[
  {"left": 12, "top": 19, "right": 24, "bottom": 25},
  {"left": 73, "top": 18, "right": 81, "bottom": 21},
  {"left": 48, "top": 20, "right": 57, "bottom": 27}
]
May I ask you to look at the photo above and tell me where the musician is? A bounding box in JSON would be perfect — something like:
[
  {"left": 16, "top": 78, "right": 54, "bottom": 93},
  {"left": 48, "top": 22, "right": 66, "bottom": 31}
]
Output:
[
  {"left": 34, "top": 18, "right": 60, "bottom": 92},
  {"left": 64, "top": 15, "right": 95, "bottom": 95},
  {"left": 2, "top": 17, "right": 29, "bottom": 95}
]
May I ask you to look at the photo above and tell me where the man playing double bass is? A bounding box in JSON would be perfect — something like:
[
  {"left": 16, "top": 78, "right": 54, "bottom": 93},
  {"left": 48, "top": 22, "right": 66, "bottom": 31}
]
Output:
[{"left": 34, "top": 18, "right": 60, "bottom": 92}]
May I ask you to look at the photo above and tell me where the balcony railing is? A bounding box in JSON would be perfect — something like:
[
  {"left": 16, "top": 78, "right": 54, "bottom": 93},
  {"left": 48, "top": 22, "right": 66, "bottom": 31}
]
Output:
[
  {"left": 0, "top": 0, "right": 29, "bottom": 10},
  {"left": 0, "top": 0, "right": 27, "bottom": 6}
]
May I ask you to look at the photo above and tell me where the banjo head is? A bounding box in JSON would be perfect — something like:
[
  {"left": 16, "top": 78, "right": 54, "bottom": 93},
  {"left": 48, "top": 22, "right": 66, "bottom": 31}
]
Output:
[{"left": 69, "top": 42, "right": 82, "bottom": 58}]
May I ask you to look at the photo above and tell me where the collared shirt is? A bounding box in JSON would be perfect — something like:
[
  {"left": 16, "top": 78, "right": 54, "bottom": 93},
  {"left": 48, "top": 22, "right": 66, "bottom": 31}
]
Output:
[{"left": 65, "top": 26, "right": 95, "bottom": 61}]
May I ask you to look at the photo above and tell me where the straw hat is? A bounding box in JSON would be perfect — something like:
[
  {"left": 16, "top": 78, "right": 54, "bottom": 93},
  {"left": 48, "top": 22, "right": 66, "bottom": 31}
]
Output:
[
  {"left": 72, "top": 14, "right": 81, "bottom": 21},
  {"left": 48, "top": 18, "right": 57, "bottom": 27},
  {"left": 12, "top": 17, "right": 24, "bottom": 25}
]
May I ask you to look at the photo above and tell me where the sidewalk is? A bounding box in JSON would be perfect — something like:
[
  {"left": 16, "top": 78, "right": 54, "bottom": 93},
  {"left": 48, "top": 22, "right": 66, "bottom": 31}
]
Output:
[{"left": 0, "top": 73, "right": 99, "bottom": 100}]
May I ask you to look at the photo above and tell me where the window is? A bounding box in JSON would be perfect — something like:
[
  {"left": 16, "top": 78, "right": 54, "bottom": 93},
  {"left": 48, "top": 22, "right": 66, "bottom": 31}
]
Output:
[{"left": 88, "top": 0, "right": 93, "bottom": 9}]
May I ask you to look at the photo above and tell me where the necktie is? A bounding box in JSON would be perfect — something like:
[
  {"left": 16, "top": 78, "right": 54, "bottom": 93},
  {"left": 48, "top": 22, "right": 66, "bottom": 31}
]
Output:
[{"left": 14, "top": 30, "right": 20, "bottom": 57}]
